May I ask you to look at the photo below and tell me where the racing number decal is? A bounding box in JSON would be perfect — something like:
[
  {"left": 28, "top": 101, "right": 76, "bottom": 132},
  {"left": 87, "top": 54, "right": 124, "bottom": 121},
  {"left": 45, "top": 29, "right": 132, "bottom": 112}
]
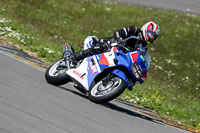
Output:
[{"left": 89, "top": 62, "right": 97, "bottom": 74}]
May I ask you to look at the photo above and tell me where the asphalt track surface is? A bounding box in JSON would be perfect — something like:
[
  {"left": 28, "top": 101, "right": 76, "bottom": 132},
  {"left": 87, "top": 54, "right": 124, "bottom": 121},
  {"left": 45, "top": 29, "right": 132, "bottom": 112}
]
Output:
[
  {"left": 0, "top": 46, "right": 189, "bottom": 133},
  {"left": 105, "top": 0, "right": 200, "bottom": 15}
]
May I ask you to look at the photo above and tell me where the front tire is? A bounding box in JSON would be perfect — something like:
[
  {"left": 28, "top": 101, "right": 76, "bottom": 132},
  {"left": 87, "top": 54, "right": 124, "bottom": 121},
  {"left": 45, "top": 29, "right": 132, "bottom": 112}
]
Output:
[
  {"left": 45, "top": 58, "right": 70, "bottom": 86},
  {"left": 89, "top": 76, "right": 126, "bottom": 103}
]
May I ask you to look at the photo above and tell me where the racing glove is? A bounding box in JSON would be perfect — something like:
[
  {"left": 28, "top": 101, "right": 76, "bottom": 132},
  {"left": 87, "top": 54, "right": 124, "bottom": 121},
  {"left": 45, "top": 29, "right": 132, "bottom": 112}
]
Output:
[
  {"left": 117, "top": 38, "right": 126, "bottom": 46},
  {"left": 92, "top": 39, "right": 112, "bottom": 53}
]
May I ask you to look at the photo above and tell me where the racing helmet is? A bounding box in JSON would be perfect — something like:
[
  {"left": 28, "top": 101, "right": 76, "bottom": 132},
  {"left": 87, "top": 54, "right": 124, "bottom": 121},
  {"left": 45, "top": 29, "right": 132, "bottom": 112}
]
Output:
[{"left": 141, "top": 21, "right": 161, "bottom": 44}]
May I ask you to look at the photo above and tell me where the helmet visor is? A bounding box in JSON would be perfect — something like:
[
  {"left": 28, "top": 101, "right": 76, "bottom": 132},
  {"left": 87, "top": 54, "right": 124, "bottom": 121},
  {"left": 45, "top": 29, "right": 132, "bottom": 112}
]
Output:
[{"left": 147, "top": 30, "right": 158, "bottom": 43}]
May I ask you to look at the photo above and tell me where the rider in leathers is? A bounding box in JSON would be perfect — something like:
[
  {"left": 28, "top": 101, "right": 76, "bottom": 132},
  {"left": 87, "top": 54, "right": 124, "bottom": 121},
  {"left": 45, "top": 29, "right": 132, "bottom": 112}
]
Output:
[{"left": 71, "top": 21, "right": 161, "bottom": 63}]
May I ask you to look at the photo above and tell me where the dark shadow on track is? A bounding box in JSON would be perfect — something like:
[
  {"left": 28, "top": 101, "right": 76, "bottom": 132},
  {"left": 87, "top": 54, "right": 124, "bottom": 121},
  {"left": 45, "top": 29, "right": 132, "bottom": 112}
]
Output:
[
  {"left": 59, "top": 86, "right": 88, "bottom": 99},
  {"left": 102, "top": 102, "right": 164, "bottom": 125},
  {"left": 58, "top": 85, "right": 164, "bottom": 126}
]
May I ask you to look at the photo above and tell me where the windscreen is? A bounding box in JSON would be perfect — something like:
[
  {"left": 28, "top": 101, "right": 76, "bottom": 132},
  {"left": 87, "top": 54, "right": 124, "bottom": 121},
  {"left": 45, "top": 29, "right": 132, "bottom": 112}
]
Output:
[{"left": 140, "top": 50, "right": 151, "bottom": 69}]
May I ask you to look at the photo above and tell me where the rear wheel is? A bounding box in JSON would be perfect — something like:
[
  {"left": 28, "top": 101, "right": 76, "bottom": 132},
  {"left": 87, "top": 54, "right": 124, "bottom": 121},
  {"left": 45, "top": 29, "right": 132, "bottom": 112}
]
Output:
[
  {"left": 89, "top": 76, "right": 126, "bottom": 103},
  {"left": 45, "top": 58, "right": 70, "bottom": 86}
]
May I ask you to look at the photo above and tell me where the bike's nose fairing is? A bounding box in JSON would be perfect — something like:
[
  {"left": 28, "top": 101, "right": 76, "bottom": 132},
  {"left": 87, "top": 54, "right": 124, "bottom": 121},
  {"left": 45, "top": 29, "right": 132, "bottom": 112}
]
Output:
[
  {"left": 130, "top": 51, "right": 150, "bottom": 75},
  {"left": 110, "top": 49, "right": 150, "bottom": 84},
  {"left": 129, "top": 50, "right": 150, "bottom": 79}
]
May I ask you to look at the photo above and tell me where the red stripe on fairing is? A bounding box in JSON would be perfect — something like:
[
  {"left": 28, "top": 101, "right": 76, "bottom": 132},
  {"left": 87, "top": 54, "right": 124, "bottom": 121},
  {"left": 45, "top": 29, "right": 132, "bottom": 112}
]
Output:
[
  {"left": 130, "top": 52, "right": 138, "bottom": 63},
  {"left": 113, "top": 47, "right": 118, "bottom": 52},
  {"left": 99, "top": 53, "right": 110, "bottom": 65}
]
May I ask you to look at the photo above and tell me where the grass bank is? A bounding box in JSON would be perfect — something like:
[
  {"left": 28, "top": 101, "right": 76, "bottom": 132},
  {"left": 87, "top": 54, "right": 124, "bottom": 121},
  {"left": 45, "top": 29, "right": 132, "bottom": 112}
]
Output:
[{"left": 0, "top": 0, "right": 200, "bottom": 130}]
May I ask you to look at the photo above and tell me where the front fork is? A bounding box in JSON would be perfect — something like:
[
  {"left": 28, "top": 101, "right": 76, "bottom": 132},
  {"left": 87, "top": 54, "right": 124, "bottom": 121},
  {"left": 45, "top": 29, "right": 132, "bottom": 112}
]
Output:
[
  {"left": 102, "top": 73, "right": 113, "bottom": 87},
  {"left": 63, "top": 44, "right": 73, "bottom": 69}
]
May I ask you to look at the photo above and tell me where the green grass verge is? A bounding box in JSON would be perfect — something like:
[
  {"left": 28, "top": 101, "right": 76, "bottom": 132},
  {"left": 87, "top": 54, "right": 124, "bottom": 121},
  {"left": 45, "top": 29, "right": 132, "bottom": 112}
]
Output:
[{"left": 0, "top": 0, "right": 200, "bottom": 129}]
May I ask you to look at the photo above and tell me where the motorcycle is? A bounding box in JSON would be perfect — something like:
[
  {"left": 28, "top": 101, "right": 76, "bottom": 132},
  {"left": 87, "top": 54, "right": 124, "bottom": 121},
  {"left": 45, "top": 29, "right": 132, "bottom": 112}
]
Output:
[{"left": 45, "top": 36, "right": 151, "bottom": 103}]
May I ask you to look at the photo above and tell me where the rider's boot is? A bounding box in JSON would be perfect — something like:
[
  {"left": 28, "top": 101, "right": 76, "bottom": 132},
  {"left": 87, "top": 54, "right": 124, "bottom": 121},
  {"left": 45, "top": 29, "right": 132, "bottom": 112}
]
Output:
[{"left": 70, "top": 37, "right": 107, "bottom": 65}]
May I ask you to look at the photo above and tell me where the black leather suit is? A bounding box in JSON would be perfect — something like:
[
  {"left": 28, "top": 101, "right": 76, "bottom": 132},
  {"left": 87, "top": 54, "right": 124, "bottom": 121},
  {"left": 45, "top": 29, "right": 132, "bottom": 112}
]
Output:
[{"left": 71, "top": 26, "right": 147, "bottom": 61}]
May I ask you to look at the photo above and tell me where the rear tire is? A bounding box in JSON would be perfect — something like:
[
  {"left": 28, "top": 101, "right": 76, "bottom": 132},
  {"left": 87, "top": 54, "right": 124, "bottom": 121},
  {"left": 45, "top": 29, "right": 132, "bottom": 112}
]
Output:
[
  {"left": 89, "top": 76, "right": 126, "bottom": 103},
  {"left": 45, "top": 58, "right": 70, "bottom": 86}
]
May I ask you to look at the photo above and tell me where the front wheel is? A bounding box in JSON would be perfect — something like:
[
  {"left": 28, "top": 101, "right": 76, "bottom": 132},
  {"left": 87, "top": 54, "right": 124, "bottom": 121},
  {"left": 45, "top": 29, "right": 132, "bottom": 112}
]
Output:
[
  {"left": 45, "top": 58, "right": 70, "bottom": 86},
  {"left": 89, "top": 76, "right": 126, "bottom": 103}
]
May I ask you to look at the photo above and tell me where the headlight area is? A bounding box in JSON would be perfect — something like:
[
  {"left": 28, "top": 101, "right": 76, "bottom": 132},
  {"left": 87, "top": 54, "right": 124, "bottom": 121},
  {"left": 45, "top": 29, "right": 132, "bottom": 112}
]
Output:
[{"left": 131, "top": 63, "right": 142, "bottom": 79}]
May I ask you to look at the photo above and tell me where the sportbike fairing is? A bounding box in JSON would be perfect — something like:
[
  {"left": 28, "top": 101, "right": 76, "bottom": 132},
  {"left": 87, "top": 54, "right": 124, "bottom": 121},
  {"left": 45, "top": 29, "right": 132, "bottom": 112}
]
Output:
[{"left": 66, "top": 36, "right": 150, "bottom": 91}]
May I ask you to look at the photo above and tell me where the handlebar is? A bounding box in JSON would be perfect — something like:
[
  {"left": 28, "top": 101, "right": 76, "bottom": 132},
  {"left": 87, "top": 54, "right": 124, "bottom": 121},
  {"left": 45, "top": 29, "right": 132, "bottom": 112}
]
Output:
[
  {"left": 110, "top": 42, "right": 131, "bottom": 52},
  {"left": 110, "top": 42, "right": 147, "bottom": 53}
]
